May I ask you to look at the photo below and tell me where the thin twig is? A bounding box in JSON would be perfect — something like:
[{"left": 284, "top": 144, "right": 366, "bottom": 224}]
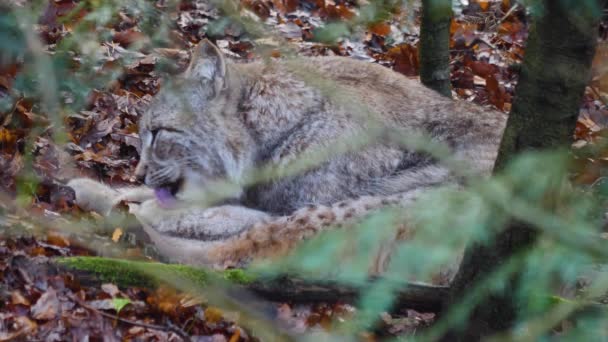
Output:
[
  {"left": 490, "top": 3, "right": 520, "bottom": 31},
  {"left": 68, "top": 293, "right": 192, "bottom": 342},
  {"left": 589, "top": 86, "right": 608, "bottom": 107}
]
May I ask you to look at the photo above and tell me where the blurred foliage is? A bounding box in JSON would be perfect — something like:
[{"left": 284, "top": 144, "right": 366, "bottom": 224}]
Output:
[
  {"left": 260, "top": 151, "right": 608, "bottom": 337},
  {"left": 1, "top": 0, "right": 608, "bottom": 340}
]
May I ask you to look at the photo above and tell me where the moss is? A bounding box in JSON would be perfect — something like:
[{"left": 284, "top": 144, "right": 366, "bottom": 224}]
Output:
[
  {"left": 56, "top": 256, "right": 263, "bottom": 290},
  {"left": 57, "top": 257, "right": 260, "bottom": 289},
  {"left": 222, "top": 268, "right": 256, "bottom": 284},
  {"left": 56, "top": 257, "right": 160, "bottom": 287}
]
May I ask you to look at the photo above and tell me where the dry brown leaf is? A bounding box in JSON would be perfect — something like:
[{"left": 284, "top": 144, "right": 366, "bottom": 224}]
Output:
[
  {"left": 30, "top": 288, "right": 60, "bottom": 320},
  {"left": 11, "top": 291, "right": 31, "bottom": 306}
]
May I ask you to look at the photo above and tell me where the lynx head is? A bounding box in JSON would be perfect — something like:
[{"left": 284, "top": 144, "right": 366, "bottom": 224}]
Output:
[{"left": 136, "top": 40, "right": 250, "bottom": 207}]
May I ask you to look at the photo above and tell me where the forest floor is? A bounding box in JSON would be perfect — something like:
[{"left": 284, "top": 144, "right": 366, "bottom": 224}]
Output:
[{"left": 1, "top": 0, "right": 608, "bottom": 340}]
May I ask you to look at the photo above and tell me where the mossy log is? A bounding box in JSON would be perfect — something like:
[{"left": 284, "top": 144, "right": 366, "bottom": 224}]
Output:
[
  {"left": 56, "top": 256, "right": 448, "bottom": 312},
  {"left": 56, "top": 256, "right": 254, "bottom": 287}
]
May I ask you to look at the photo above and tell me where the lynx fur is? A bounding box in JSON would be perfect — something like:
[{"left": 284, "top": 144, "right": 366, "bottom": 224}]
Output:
[{"left": 68, "top": 40, "right": 507, "bottom": 284}]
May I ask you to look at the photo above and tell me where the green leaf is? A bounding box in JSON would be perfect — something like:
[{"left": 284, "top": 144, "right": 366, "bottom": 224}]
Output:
[{"left": 112, "top": 297, "right": 131, "bottom": 314}]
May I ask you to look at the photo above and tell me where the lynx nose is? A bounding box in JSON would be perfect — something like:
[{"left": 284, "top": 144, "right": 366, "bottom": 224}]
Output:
[{"left": 135, "top": 172, "right": 145, "bottom": 183}]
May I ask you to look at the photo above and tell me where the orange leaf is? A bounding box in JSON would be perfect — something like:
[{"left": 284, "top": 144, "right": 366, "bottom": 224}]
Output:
[
  {"left": 11, "top": 291, "right": 31, "bottom": 306},
  {"left": 112, "top": 228, "right": 123, "bottom": 242},
  {"left": 205, "top": 307, "right": 224, "bottom": 324},
  {"left": 387, "top": 44, "right": 419, "bottom": 76},
  {"left": 498, "top": 21, "right": 524, "bottom": 35},
  {"left": 369, "top": 22, "right": 391, "bottom": 37},
  {"left": 47, "top": 231, "right": 70, "bottom": 248},
  {"left": 113, "top": 29, "right": 147, "bottom": 48},
  {"left": 228, "top": 329, "right": 241, "bottom": 342},
  {"left": 324, "top": 4, "right": 354, "bottom": 20},
  {"left": 477, "top": 0, "right": 490, "bottom": 11},
  {"left": 148, "top": 286, "right": 182, "bottom": 314},
  {"left": 450, "top": 21, "right": 478, "bottom": 47},
  {"left": 486, "top": 74, "right": 506, "bottom": 110},
  {"left": 465, "top": 59, "right": 499, "bottom": 78},
  {"left": 271, "top": 0, "right": 299, "bottom": 14},
  {"left": 0, "top": 128, "right": 17, "bottom": 146}
]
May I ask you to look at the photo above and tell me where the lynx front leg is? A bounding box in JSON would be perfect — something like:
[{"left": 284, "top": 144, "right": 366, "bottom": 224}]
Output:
[
  {"left": 68, "top": 178, "right": 154, "bottom": 215},
  {"left": 128, "top": 200, "right": 272, "bottom": 267},
  {"left": 127, "top": 192, "right": 423, "bottom": 269}
]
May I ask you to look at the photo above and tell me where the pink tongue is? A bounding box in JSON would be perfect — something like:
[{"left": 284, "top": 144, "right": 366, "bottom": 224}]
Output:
[{"left": 154, "top": 188, "right": 176, "bottom": 208}]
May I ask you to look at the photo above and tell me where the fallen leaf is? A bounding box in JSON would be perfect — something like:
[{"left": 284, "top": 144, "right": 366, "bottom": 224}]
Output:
[
  {"left": 387, "top": 44, "right": 419, "bottom": 76},
  {"left": 228, "top": 328, "right": 240, "bottom": 342},
  {"left": 205, "top": 307, "right": 224, "bottom": 324},
  {"left": 112, "top": 297, "right": 132, "bottom": 314},
  {"left": 101, "top": 283, "right": 120, "bottom": 297},
  {"left": 369, "top": 22, "right": 391, "bottom": 37},
  {"left": 112, "top": 228, "right": 123, "bottom": 242},
  {"left": 0, "top": 316, "right": 37, "bottom": 341},
  {"left": 11, "top": 290, "right": 30, "bottom": 306},
  {"left": 477, "top": 0, "right": 490, "bottom": 11},
  {"left": 46, "top": 231, "right": 70, "bottom": 248},
  {"left": 30, "top": 288, "right": 60, "bottom": 320}
]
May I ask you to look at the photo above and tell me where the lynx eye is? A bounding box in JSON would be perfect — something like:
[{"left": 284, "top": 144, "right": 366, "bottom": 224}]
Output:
[
  {"left": 151, "top": 128, "right": 170, "bottom": 144},
  {"left": 150, "top": 129, "right": 160, "bottom": 139},
  {"left": 149, "top": 127, "right": 185, "bottom": 147}
]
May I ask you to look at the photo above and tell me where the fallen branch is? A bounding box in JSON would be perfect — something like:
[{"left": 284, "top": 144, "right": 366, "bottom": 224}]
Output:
[
  {"left": 246, "top": 275, "right": 448, "bottom": 312},
  {"left": 56, "top": 256, "right": 448, "bottom": 312}
]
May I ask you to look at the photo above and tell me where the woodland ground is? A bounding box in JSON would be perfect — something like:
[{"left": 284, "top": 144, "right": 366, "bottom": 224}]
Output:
[{"left": 1, "top": 0, "right": 607, "bottom": 340}]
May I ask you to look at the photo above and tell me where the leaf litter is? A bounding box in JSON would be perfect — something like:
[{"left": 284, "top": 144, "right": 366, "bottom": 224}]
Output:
[{"left": 0, "top": 0, "right": 607, "bottom": 340}]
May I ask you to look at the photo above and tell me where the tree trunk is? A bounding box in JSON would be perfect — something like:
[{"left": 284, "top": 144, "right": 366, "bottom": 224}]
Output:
[
  {"left": 443, "top": 1, "right": 604, "bottom": 339},
  {"left": 419, "top": 0, "right": 453, "bottom": 97}
]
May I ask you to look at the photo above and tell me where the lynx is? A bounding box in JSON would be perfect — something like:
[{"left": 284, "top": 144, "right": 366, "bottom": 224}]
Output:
[{"left": 69, "top": 40, "right": 507, "bottom": 284}]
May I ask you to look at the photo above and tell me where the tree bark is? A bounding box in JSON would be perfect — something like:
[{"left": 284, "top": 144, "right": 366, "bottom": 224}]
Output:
[
  {"left": 443, "top": 1, "right": 605, "bottom": 339},
  {"left": 419, "top": 0, "right": 453, "bottom": 97}
]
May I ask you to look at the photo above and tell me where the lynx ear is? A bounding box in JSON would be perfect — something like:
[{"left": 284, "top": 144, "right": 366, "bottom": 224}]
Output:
[{"left": 185, "top": 39, "right": 227, "bottom": 95}]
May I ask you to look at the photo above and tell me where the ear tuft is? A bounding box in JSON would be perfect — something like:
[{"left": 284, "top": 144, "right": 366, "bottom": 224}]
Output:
[{"left": 185, "top": 39, "right": 227, "bottom": 94}]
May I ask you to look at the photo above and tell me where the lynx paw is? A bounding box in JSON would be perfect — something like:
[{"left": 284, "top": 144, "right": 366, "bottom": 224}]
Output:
[
  {"left": 115, "top": 186, "right": 155, "bottom": 204},
  {"left": 67, "top": 178, "right": 121, "bottom": 215},
  {"left": 68, "top": 178, "right": 155, "bottom": 215}
]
